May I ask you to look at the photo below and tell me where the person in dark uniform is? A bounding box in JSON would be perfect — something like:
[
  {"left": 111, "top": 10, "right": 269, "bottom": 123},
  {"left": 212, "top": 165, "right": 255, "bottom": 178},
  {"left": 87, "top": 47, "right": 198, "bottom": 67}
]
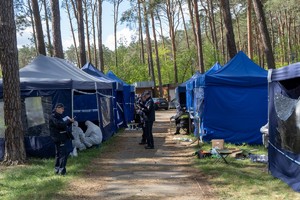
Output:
[
  {"left": 49, "top": 103, "right": 74, "bottom": 175},
  {"left": 139, "top": 91, "right": 155, "bottom": 149},
  {"left": 136, "top": 95, "right": 147, "bottom": 145}
]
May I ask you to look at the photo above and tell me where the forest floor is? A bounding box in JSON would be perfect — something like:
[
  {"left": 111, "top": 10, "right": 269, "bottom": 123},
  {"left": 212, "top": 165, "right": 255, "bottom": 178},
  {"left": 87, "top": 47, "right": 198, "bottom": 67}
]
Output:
[{"left": 58, "top": 109, "right": 216, "bottom": 200}]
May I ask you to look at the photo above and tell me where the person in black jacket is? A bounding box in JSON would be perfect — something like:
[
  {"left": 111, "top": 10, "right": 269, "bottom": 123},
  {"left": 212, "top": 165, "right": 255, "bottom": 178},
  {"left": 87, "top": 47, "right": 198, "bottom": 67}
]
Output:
[
  {"left": 49, "top": 103, "right": 74, "bottom": 175},
  {"left": 139, "top": 91, "right": 155, "bottom": 149}
]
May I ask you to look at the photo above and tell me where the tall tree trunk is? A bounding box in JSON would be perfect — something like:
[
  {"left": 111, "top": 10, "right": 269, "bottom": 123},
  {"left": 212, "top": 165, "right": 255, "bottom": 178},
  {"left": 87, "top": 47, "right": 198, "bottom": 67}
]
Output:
[
  {"left": 252, "top": 0, "right": 275, "bottom": 69},
  {"left": 27, "top": 0, "right": 38, "bottom": 55},
  {"left": 84, "top": 0, "right": 91, "bottom": 62},
  {"left": 219, "top": 4, "right": 226, "bottom": 62},
  {"left": 43, "top": 0, "right": 53, "bottom": 56},
  {"left": 138, "top": 1, "right": 145, "bottom": 64},
  {"left": 97, "top": 0, "right": 104, "bottom": 71},
  {"left": 51, "top": 0, "right": 64, "bottom": 58},
  {"left": 178, "top": 0, "right": 189, "bottom": 49},
  {"left": 151, "top": 9, "right": 162, "bottom": 97},
  {"left": 143, "top": 2, "right": 155, "bottom": 89},
  {"left": 31, "top": 0, "right": 46, "bottom": 55},
  {"left": 193, "top": 0, "right": 204, "bottom": 72},
  {"left": 77, "top": 0, "right": 86, "bottom": 66},
  {"left": 247, "top": 0, "right": 253, "bottom": 59},
  {"left": 0, "top": 0, "right": 26, "bottom": 165},
  {"left": 208, "top": 0, "right": 218, "bottom": 60},
  {"left": 187, "top": 0, "right": 197, "bottom": 49},
  {"left": 65, "top": 0, "right": 79, "bottom": 65},
  {"left": 220, "top": 0, "right": 237, "bottom": 59},
  {"left": 113, "top": 0, "right": 123, "bottom": 72},
  {"left": 92, "top": 2, "right": 98, "bottom": 68},
  {"left": 166, "top": 0, "right": 178, "bottom": 83}
]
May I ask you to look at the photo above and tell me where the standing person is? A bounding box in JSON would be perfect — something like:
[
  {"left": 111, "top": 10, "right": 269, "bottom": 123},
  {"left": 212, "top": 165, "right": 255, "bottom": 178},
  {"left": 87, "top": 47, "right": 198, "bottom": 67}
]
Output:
[
  {"left": 139, "top": 91, "right": 155, "bottom": 149},
  {"left": 49, "top": 103, "right": 74, "bottom": 175},
  {"left": 136, "top": 95, "right": 147, "bottom": 145}
]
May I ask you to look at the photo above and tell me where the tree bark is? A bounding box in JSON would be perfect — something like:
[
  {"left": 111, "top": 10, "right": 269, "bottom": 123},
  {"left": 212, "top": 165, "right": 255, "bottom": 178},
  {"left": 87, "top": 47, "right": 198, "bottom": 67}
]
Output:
[
  {"left": 43, "top": 0, "right": 53, "bottom": 56},
  {"left": 84, "top": 0, "right": 91, "bottom": 62},
  {"left": 98, "top": 0, "right": 104, "bottom": 71},
  {"left": 220, "top": 0, "right": 237, "bottom": 59},
  {"left": 178, "top": 0, "right": 190, "bottom": 49},
  {"left": 252, "top": 0, "right": 275, "bottom": 69},
  {"left": 77, "top": 0, "right": 86, "bottom": 66},
  {"left": 247, "top": 0, "right": 253, "bottom": 59},
  {"left": 65, "top": 0, "right": 80, "bottom": 65},
  {"left": 193, "top": 0, "right": 204, "bottom": 73},
  {"left": 31, "top": 0, "right": 46, "bottom": 55},
  {"left": 166, "top": 0, "right": 178, "bottom": 83},
  {"left": 143, "top": 2, "right": 155, "bottom": 88},
  {"left": 138, "top": 1, "right": 145, "bottom": 64},
  {"left": 51, "top": 0, "right": 64, "bottom": 58},
  {"left": 27, "top": 0, "right": 38, "bottom": 55},
  {"left": 150, "top": 9, "right": 163, "bottom": 97},
  {"left": 0, "top": 0, "right": 26, "bottom": 165}
]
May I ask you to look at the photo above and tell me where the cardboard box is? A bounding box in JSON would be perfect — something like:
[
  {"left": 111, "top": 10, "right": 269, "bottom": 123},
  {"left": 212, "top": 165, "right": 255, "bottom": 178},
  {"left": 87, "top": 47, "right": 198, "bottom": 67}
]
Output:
[{"left": 211, "top": 139, "right": 224, "bottom": 149}]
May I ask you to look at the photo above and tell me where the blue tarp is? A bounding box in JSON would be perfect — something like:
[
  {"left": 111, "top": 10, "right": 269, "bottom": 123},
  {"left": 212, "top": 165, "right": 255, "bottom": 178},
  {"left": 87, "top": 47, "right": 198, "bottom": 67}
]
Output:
[
  {"left": 106, "top": 71, "right": 135, "bottom": 125},
  {"left": 202, "top": 51, "right": 268, "bottom": 144},
  {"left": 268, "top": 62, "right": 300, "bottom": 192},
  {"left": 193, "top": 62, "right": 222, "bottom": 136}
]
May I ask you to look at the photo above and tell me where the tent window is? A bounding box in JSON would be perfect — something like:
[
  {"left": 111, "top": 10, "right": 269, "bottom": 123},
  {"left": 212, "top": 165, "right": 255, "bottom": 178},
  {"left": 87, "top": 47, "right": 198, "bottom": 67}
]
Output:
[
  {"left": 0, "top": 101, "right": 4, "bottom": 138},
  {"left": 23, "top": 96, "right": 52, "bottom": 136},
  {"left": 100, "top": 97, "right": 111, "bottom": 128},
  {"left": 275, "top": 93, "right": 300, "bottom": 153},
  {"left": 279, "top": 77, "right": 300, "bottom": 90}
]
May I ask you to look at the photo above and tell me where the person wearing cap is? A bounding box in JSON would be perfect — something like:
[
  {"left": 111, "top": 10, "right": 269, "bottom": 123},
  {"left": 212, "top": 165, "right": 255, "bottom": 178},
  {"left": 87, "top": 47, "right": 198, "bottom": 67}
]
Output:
[
  {"left": 49, "top": 103, "right": 75, "bottom": 175},
  {"left": 139, "top": 91, "right": 155, "bottom": 149}
]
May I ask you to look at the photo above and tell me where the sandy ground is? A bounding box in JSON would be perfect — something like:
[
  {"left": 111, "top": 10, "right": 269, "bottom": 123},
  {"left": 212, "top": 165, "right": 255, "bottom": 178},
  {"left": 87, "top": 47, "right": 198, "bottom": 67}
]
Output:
[{"left": 58, "top": 110, "right": 216, "bottom": 200}]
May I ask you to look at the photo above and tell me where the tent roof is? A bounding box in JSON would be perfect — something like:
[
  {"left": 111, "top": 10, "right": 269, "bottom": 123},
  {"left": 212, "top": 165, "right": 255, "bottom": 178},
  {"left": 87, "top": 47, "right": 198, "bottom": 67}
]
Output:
[
  {"left": 81, "top": 62, "right": 122, "bottom": 90},
  {"left": 270, "top": 62, "right": 300, "bottom": 82},
  {"left": 206, "top": 51, "right": 267, "bottom": 86},
  {"left": 106, "top": 70, "right": 134, "bottom": 92},
  {"left": 177, "top": 71, "right": 202, "bottom": 92},
  {"left": 195, "top": 62, "right": 222, "bottom": 87},
  {"left": 19, "top": 55, "right": 112, "bottom": 90}
]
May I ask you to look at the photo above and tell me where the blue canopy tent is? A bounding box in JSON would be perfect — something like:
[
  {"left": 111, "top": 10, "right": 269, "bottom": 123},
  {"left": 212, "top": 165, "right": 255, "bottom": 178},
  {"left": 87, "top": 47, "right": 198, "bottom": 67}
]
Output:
[
  {"left": 202, "top": 51, "right": 268, "bottom": 144},
  {"left": 268, "top": 62, "right": 300, "bottom": 192},
  {"left": 186, "top": 71, "right": 202, "bottom": 112},
  {"left": 193, "top": 62, "right": 222, "bottom": 136},
  {"left": 106, "top": 71, "right": 135, "bottom": 125},
  {"left": 175, "top": 71, "right": 201, "bottom": 108},
  {"left": 82, "top": 62, "right": 125, "bottom": 130},
  {"left": 0, "top": 55, "right": 114, "bottom": 159}
]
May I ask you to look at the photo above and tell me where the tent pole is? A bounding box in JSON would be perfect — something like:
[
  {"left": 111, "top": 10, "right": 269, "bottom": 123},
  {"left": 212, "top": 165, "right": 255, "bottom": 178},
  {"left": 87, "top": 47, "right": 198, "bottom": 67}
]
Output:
[
  {"left": 95, "top": 83, "right": 101, "bottom": 128},
  {"left": 71, "top": 89, "right": 74, "bottom": 118}
]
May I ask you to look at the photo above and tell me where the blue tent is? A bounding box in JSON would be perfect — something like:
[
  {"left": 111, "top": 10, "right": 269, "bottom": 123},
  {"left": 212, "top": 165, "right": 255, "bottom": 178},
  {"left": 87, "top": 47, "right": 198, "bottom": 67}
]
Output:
[
  {"left": 268, "top": 62, "right": 300, "bottom": 192},
  {"left": 82, "top": 63, "right": 125, "bottom": 130},
  {"left": 202, "top": 51, "right": 268, "bottom": 144},
  {"left": 193, "top": 62, "right": 222, "bottom": 136},
  {"left": 175, "top": 71, "right": 201, "bottom": 108},
  {"left": 186, "top": 71, "right": 202, "bottom": 112},
  {"left": 106, "top": 71, "right": 135, "bottom": 124},
  {"left": 0, "top": 55, "right": 114, "bottom": 159}
]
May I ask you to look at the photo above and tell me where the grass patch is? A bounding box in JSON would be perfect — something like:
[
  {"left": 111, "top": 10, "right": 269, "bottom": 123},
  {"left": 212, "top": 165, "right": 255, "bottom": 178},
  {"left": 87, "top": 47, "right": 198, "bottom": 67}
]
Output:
[
  {"left": 0, "top": 135, "right": 117, "bottom": 200},
  {"left": 193, "top": 142, "right": 300, "bottom": 200}
]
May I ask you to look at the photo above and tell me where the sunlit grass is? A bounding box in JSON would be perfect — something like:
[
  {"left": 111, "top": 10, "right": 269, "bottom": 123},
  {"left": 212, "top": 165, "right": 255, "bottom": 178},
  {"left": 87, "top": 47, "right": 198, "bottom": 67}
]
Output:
[{"left": 193, "top": 141, "right": 300, "bottom": 200}]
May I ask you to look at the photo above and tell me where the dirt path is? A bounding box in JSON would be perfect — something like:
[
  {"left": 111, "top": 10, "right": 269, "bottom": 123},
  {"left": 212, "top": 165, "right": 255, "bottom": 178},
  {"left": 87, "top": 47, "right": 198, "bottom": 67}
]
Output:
[{"left": 60, "top": 110, "right": 216, "bottom": 200}]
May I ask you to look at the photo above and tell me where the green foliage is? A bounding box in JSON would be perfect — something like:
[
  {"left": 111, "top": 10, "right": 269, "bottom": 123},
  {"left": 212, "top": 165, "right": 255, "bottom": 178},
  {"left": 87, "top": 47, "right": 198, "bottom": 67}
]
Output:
[{"left": 18, "top": 46, "right": 37, "bottom": 68}]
